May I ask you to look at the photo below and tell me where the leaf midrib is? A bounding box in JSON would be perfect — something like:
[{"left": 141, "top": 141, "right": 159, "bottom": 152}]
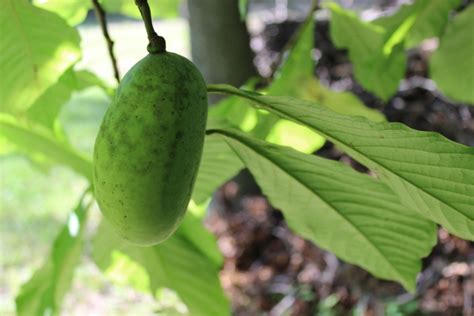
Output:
[
  {"left": 250, "top": 95, "right": 471, "bottom": 223},
  {"left": 218, "top": 132, "right": 409, "bottom": 286}
]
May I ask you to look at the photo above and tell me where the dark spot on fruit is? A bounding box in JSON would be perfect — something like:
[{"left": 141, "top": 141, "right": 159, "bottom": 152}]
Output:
[{"left": 175, "top": 131, "right": 183, "bottom": 139}]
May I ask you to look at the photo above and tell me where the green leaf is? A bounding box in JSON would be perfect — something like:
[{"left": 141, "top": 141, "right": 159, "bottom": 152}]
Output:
[
  {"left": 327, "top": 3, "right": 406, "bottom": 101},
  {"left": 177, "top": 206, "right": 223, "bottom": 265},
  {"left": 192, "top": 119, "right": 244, "bottom": 204},
  {"left": 16, "top": 190, "right": 93, "bottom": 316},
  {"left": 197, "top": 13, "right": 382, "bottom": 203},
  {"left": 74, "top": 70, "right": 115, "bottom": 97},
  {"left": 238, "top": 0, "right": 249, "bottom": 20},
  {"left": 209, "top": 95, "right": 259, "bottom": 132},
  {"left": 0, "top": 114, "right": 92, "bottom": 181},
  {"left": 301, "top": 79, "right": 386, "bottom": 122},
  {"left": 374, "top": 0, "right": 462, "bottom": 48},
  {"left": 26, "top": 68, "right": 76, "bottom": 131},
  {"left": 101, "top": 0, "right": 180, "bottom": 19},
  {"left": 261, "top": 15, "right": 326, "bottom": 152},
  {"left": 208, "top": 85, "right": 474, "bottom": 240},
  {"left": 265, "top": 119, "right": 326, "bottom": 153},
  {"left": 430, "top": 6, "right": 474, "bottom": 105},
  {"left": 266, "top": 15, "right": 315, "bottom": 96},
  {"left": 92, "top": 214, "right": 230, "bottom": 316},
  {"left": 102, "top": 250, "right": 150, "bottom": 292},
  {"left": 209, "top": 128, "right": 436, "bottom": 291},
  {"left": 268, "top": 7, "right": 384, "bottom": 122},
  {"left": 26, "top": 69, "right": 113, "bottom": 131},
  {"left": 0, "top": 0, "right": 81, "bottom": 114},
  {"left": 32, "top": 0, "right": 91, "bottom": 26}
]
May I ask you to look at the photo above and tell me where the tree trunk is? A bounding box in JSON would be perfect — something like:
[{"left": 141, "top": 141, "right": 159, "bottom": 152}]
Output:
[
  {"left": 187, "top": 0, "right": 256, "bottom": 87},
  {"left": 187, "top": 0, "right": 260, "bottom": 195}
]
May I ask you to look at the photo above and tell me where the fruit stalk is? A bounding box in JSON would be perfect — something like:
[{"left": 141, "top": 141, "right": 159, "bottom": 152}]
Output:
[{"left": 135, "top": 0, "right": 166, "bottom": 53}]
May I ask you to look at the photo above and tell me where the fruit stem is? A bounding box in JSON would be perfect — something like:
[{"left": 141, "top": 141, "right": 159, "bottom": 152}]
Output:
[{"left": 135, "top": 0, "right": 166, "bottom": 54}]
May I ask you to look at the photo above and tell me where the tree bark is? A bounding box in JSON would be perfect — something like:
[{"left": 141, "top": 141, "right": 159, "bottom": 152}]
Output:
[
  {"left": 187, "top": 0, "right": 256, "bottom": 88},
  {"left": 188, "top": 0, "right": 260, "bottom": 195}
]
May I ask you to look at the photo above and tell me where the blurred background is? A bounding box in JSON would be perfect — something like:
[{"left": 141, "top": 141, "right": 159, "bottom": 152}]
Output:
[{"left": 1, "top": 0, "right": 473, "bottom": 315}]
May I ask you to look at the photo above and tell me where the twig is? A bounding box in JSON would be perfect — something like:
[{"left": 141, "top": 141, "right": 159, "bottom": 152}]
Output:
[
  {"left": 91, "top": 0, "right": 121, "bottom": 83},
  {"left": 135, "top": 0, "right": 166, "bottom": 54}
]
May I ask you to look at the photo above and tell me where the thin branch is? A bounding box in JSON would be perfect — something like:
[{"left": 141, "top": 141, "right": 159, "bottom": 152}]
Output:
[
  {"left": 135, "top": 0, "right": 166, "bottom": 53},
  {"left": 91, "top": 0, "right": 121, "bottom": 83}
]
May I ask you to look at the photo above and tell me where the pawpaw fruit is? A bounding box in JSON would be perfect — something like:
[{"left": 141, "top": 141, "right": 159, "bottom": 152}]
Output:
[{"left": 93, "top": 52, "right": 207, "bottom": 246}]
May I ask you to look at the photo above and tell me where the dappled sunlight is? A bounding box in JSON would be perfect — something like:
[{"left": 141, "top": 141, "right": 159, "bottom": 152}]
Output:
[
  {"left": 67, "top": 211, "right": 80, "bottom": 237},
  {"left": 1, "top": 0, "right": 81, "bottom": 114},
  {"left": 42, "top": 41, "right": 81, "bottom": 77},
  {"left": 105, "top": 251, "right": 149, "bottom": 292},
  {"left": 187, "top": 199, "right": 207, "bottom": 217},
  {"left": 240, "top": 108, "right": 259, "bottom": 132},
  {"left": 266, "top": 119, "right": 325, "bottom": 153},
  {"left": 382, "top": 14, "right": 416, "bottom": 55}
]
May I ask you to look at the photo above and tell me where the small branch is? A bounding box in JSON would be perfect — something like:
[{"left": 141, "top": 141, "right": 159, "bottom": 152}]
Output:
[
  {"left": 135, "top": 0, "right": 166, "bottom": 54},
  {"left": 91, "top": 0, "right": 121, "bottom": 83}
]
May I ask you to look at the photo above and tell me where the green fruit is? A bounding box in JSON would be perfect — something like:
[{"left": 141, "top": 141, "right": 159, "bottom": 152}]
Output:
[{"left": 93, "top": 52, "right": 207, "bottom": 246}]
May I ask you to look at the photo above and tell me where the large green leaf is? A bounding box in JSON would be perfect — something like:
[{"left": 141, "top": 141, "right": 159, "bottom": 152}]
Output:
[
  {"left": 101, "top": 0, "right": 180, "bottom": 19},
  {"left": 192, "top": 119, "right": 244, "bottom": 204},
  {"left": 0, "top": 0, "right": 81, "bottom": 114},
  {"left": 16, "top": 190, "right": 93, "bottom": 316},
  {"left": 73, "top": 70, "right": 115, "bottom": 97},
  {"left": 92, "top": 213, "right": 230, "bottom": 316},
  {"left": 257, "top": 15, "right": 325, "bottom": 152},
  {"left": 266, "top": 15, "right": 315, "bottom": 95},
  {"left": 266, "top": 11, "right": 385, "bottom": 150},
  {"left": 209, "top": 14, "right": 381, "bottom": 156},
  {"left": 430, "top": 6, "right": 474, "bottom": 105},
  {"left": 266, "top": 14, "right": 384, "bottom": 122},
  {"left": 26, "top": 68, "right": 77, "bottom": 132},
  {"left": 0, "top": 114, "right": 92, "bottom": 181},
  {"left": 26, "top": 69, "right": 113, "bottom": 131},
  {"left": 374, "top": 0, "right": 461, "bottom": 48},
  {"left": 208, "top": 85, "right": 474, "bottom": 240},
  {"left": 209, "top": 94, "right": 258, "bottom": 133},
  {"left": 301, "top": 79, "right": 386, "bottom": 122},
  {"left": 176, "top": 205, "right": 223, "bottom": 265},
  {"left": 209, "top": 128, "right": 436, "bottom": 290},
  {"left": 327, "top": 3, "right": 406, "bottom": 101},
  {"left": 32, "top": 0, "right": 91, "bottom": 26}
]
